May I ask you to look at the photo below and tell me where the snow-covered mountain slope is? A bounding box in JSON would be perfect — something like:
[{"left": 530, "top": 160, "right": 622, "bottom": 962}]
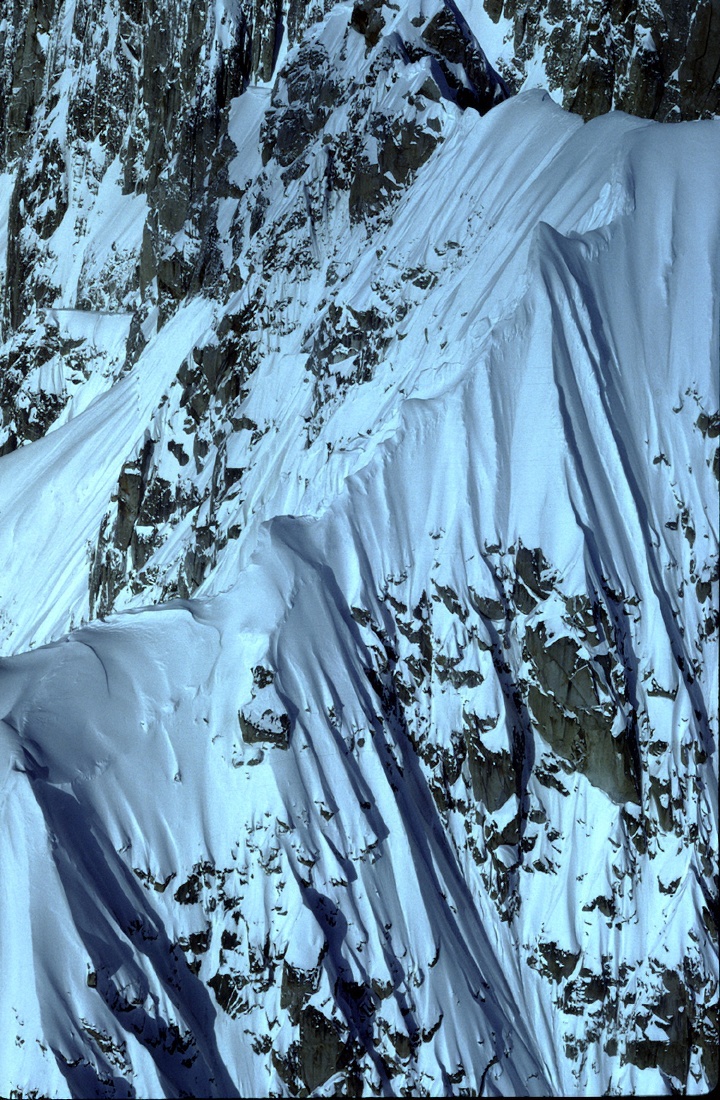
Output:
[{"left": 0, "top": 1, "right": 718, "bottom": 1097}]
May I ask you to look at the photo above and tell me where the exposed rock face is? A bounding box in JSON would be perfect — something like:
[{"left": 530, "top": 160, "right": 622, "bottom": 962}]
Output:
[
  {"left": 0, "top": 0, "right": 332, "bottom": 448},
  {"left": 0, "top": 0, "right": 508, "bottom": 602},
  {"left": 525, "top": 616, "right": 641, "bottom": 807},
  {"left": 481, "top": 0, "right": 720, "bottom": 120}
]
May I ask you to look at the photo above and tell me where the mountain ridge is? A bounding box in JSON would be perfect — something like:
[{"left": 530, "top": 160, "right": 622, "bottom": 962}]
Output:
[{"left": 0, "top": 1, "right": 718, "bottom": 1096}]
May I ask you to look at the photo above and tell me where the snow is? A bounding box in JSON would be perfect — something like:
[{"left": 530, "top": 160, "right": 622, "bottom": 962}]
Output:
[
  {"left": 0, "top": 172, "right": 13, "bottom": 279},
  {"left": 0, "top": 2, "right": 717, "bottom": 1096},
  {"left": 50, "top": 155, "right": 148, "bottom": 309},
  {"left": 0, "top": 295, "right": 217, "bottom": 651},
  {"left": 227, "top": 86, "right": 270, "bottom": 184}
]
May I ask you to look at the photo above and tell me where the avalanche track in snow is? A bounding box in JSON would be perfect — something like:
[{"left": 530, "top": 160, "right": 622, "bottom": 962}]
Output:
[{"left": 0, "top": 1, "right": 718, "bottom": 1096}]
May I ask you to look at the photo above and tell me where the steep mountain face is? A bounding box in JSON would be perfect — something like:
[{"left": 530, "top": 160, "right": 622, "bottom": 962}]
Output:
[
  {"left": 0, "top": 0, "right": 308, "bottom": 444},
  {"left": 0, "top": 0, "right": 511, "bottom": 639},
  {"left": 0, "top": 1, "right": 718, "bottom": 1098},
  {"left": 474, "top": 0, "right": 720, "bottom": 120}
]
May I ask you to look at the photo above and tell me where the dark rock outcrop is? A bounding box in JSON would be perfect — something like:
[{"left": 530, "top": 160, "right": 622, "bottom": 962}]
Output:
[{"left": 482, "top": 0, "right": 720, "bottom": 120}]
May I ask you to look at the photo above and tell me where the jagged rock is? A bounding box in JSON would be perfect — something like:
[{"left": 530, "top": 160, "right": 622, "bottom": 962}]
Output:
[
  {"left": 463, "top": 711, "right": 516, "bottom": 811},
  {"left": 484, "top": 0, "right": 720, "bottom": 121},
  {"left": 420, "top": 2, "right": 508, "bottom": 113},
  {"left": 298, "top": 1006, "right": 347, "bottom": 1092},
  {"left": 208, "top": 970, "right": 249, "bottom": 1018},
  {"left": 350, "top": 0, "right": 386, "bottom": 49},
  {"left": 238, "top": 704, "right": 292, "bottom": 748},
  {"left": 347, "top": 112, "right": 443, "bottom": 224},
  {"left": 526, "top": 621, "right": 640, "bottom": 805},
  {"left": 0, "top": 0, "right": 56, "bottom": 163},
  {"left": 280, "top": 957, "right": 325, "bottom": 1024},
  {"left": 535, "top": 940, "right": 581, "bottom": 982},
  {"left": 677, "top": 0, "right": 720, "bottom": 119},
  {"left": 515, "top": 545, "right": 553, "bottom": 600}
]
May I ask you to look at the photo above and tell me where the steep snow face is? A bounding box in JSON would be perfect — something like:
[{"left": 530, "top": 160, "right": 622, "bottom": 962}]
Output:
[{"left": 0, "top": 1, "right": 718, "bottom": 1097}]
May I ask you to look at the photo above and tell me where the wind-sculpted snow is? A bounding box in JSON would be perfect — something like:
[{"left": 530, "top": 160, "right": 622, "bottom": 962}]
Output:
[
  {"left": 0, "top": 593, "right": 557, "bottom": 1096},
  {"left": 0, "top": 1, "right": 718, "bottom": 1097}
]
